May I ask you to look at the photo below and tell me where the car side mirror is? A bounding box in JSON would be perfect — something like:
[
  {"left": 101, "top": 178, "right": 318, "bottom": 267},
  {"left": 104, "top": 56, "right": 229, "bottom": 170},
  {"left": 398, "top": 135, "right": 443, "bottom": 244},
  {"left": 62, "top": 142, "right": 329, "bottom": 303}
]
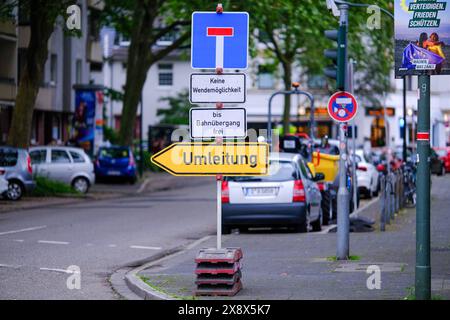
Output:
[{"left": 313, "top": 172, "right": 325, "bottom": 182}]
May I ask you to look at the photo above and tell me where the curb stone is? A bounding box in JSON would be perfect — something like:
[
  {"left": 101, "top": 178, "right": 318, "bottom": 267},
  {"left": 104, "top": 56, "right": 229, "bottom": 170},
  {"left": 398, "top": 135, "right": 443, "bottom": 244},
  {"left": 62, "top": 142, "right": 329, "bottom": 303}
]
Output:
[{"left": 111, "top": 236, "right": 212, "bottom": 300}]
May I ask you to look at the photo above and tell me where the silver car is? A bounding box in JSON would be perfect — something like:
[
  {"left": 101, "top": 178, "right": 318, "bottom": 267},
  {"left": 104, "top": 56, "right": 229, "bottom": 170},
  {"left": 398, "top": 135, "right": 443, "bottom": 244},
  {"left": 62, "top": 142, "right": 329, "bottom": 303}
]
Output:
[
  {"left": 29, "top": 146, "right": 95, "bottom": 194},
  {"left": 0, "top": 147, "right": 36, "bottom": 200}
]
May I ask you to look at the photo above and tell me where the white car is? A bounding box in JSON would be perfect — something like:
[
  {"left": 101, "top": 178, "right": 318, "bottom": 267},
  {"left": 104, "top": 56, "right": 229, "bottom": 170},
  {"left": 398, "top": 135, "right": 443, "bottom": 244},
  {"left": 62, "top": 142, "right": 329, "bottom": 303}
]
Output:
[
  {"left": 354, "top": 149, "right": 380, "bottom": 198},
  {"left": 0, "top": 176, "right": 8, "bottom": 196},
  {"left": 222, "top": 152, "right": 323, "bottom": 233},
  {"left": 29, "top": 146, "right": 95, "bottom": 194}
]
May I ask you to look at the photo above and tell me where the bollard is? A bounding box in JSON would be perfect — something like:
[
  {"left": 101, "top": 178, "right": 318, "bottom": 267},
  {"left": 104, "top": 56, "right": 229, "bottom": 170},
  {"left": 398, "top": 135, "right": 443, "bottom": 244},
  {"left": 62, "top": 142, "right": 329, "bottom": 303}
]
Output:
[
  {"left": 380, "top": 175, "right": 386, "bottom": 232},
  {"left": 390, "top": 173, "right": 395, "bottom": 220},
  {"left": 394, "top": 172, "right": 399, "bottom": 213},
  {"left": 386, "top": 175, "right": 391, "bottom": 225}
]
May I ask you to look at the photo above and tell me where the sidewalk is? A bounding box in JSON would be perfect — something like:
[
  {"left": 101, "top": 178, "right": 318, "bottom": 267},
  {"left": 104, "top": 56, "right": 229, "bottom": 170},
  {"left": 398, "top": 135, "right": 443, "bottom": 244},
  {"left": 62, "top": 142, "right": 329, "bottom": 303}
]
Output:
[
  {"left": 134, "top": 176, "right": 450, "bottom": 300},
  {"left": 0, "top": 172, "right": 205, "bottom": 213}
]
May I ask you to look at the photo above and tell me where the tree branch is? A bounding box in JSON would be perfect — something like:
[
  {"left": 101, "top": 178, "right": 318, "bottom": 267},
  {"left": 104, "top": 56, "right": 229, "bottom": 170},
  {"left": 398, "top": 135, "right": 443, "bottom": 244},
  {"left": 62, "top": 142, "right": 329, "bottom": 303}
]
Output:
[
  {"left": 151, "top": 31, "right": 190, "bottom": 63},
  {"left": 152, "top": 20, "right": 190, "bottom": 43}
]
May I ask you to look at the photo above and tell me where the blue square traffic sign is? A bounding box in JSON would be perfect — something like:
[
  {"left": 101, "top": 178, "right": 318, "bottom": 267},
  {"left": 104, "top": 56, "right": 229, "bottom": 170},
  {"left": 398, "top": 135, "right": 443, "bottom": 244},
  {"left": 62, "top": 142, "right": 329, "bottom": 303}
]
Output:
[{"left": 191, "top": 12, "right": 249, "bottom": 69}]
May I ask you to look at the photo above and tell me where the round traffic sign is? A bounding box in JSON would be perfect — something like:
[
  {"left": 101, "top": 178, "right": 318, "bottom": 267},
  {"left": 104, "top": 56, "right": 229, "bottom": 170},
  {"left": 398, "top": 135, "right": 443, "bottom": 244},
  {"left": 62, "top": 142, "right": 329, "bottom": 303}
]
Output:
[{"left": 327, "top": 91, "right": 358, "bottom": 123}]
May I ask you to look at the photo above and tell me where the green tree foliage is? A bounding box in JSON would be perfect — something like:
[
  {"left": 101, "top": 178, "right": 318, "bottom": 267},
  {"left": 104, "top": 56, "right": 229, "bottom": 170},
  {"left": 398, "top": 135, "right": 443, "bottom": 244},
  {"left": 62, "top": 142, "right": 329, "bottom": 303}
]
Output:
[
  {"left": 242, "top": 0, "right": 394, "bottom": 132},
  {"left": 100, "top": 0, "right": 219, "bottom": 146},
  {"left": 156, "top": 90, "right": 198, "bottom": 125}
]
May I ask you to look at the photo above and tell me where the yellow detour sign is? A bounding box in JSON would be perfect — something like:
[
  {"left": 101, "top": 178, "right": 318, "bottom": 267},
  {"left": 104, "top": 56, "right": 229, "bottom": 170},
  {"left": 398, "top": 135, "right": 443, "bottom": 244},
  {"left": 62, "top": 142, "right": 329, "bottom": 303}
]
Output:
[{"left": 150, "top": 142, "right": 269, "bottom": 176}]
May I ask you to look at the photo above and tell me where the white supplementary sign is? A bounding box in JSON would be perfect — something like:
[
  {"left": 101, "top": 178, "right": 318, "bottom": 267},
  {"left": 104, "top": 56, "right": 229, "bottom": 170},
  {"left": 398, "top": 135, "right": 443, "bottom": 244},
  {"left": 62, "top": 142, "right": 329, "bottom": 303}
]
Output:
[
  {"left": 190, "top": 107, "right": 247, "bottom": 139},
  {"left": 190, "top": 73, "right": 246, "bottom": 103}
]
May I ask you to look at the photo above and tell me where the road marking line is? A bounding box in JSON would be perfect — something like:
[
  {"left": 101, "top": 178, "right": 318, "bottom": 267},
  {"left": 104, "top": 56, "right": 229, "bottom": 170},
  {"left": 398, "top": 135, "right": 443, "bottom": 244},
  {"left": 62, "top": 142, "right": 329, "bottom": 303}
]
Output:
[
  {"left": 13, "top": 239, "right": 24, "bottom": 242},
  {"left": 130, "top": 245, "right": 162, "bottom": 250},
  {"left": 108, "top": 244, "right": 117, "bottom": 248},
  {"left": 38, "top": 240, "right": 69, "bottom": 245},
  {"left": 0, "top": 263, "right": 21, "bottom": 269},
  {"left": 137, "top": 178, "right": 151, "bottom": 194},
  {"left": 39, "top": 267, "right": 79, "bottom": 274},
  {"left": 0, "top": 225, "right": 46, "bottom": 236}
]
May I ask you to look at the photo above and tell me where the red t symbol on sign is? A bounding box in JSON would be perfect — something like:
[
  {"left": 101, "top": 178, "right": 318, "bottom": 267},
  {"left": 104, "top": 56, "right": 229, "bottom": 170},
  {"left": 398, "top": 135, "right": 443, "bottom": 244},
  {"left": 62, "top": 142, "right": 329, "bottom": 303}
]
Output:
[{"left": 207, "top": 27, "right": 234, "bottom": 68}]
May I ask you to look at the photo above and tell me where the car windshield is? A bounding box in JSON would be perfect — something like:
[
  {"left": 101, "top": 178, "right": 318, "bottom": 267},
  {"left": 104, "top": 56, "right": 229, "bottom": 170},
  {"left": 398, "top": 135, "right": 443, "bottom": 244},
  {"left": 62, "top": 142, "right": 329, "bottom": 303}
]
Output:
[
  {"left": 226, "top": 160, "right": 297, "bottom": 182},
  {"left": 0, "top": 149, "right": 18, "bottom": 167},
  {"left": 99, "top": 148, "right": 129, "bottom": 159},
  {"left": 435, "top": 149, "right": 447, "bottom": 157}
]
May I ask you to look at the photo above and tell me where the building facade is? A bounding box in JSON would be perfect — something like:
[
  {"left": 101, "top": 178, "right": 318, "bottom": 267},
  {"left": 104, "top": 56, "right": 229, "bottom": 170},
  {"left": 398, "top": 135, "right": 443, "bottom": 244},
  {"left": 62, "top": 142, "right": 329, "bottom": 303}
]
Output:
[
  {"left": 103, "top": 32, "right": 450, "bottom": 151},
  {"left": 0, "top": 0, "right": 104, "bottom": 146}
]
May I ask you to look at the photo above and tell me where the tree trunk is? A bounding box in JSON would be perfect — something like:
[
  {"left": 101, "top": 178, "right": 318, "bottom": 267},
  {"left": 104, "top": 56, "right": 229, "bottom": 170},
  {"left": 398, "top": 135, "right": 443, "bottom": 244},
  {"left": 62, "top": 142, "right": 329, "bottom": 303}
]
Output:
[
  {"left": 7, "top": 2, "right": 56, "bottom": 148},
  {"left": 282, "top": 61, "right": 293, "bottom": 135},
  {"left": 117, "top": 0, "right": 190, "bottom": 146},
  {"left": 117, "top": 37, "right": 150, "bottom": 146}
]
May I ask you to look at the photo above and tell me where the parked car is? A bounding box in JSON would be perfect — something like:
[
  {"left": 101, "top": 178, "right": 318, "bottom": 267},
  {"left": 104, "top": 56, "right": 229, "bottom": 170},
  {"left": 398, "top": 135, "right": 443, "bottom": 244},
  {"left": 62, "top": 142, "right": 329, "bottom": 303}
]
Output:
[
  {"left": 0, "top": 176, "right": 9, "bottom": 197},
  {"left": 433, "top": 147, "right": 450, "bottom": 173},
  {"left": 0, "top": 147, "right": 35, "bottom": 200},
  {"left": 94, "top": 146, "right": 137, "bottom": 184},
  {"left": 430, "top": 148, "right": 445, "bottom": 176},
  {"left": 353, "top": 149, "right": 380, "bottom": 198},
  {"left": 29, "top": 146, "right": 95, "bottom": 193},
  {"left": 221, "top": 152, "right": 323, "bottom": 233}
]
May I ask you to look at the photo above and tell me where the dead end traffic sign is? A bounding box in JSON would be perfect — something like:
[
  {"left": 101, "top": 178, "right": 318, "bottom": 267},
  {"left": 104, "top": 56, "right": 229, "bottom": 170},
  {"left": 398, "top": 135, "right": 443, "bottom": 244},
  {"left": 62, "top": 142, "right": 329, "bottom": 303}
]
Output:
[
  {"left": 150, "top": 142, "right": 269, "bottom": 176},
  {"left": 190, "top": 107, "right": 247, "bottom": 139},
  {"left": 190, "top": 73, "right": 246, "bottom": 103},
  {"left": 327, "top": 91, "right": 358, "bottom": 123}
]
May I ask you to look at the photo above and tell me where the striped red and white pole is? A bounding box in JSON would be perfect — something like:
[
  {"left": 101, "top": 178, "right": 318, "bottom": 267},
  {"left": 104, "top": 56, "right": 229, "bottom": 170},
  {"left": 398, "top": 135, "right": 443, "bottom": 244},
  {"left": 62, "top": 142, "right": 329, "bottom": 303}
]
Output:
[{"left": 416, "top": 132, "right": 430, "bottom": 142}]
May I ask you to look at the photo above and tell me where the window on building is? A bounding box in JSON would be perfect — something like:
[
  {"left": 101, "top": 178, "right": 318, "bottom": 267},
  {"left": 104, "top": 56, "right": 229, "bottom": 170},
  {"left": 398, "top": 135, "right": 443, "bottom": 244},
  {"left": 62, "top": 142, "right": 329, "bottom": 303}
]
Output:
[
  {"left": 158, "top": 63, "right": 173, "bottom": 86},
  {"left": 50, "top": 54, "right": 57, "bottom": 85},
  {"left": 258, "top": 65, "right": 275, "bottom": 89},
  {"left": 76, "top": 59, "right": 82, "bottom": 84}
]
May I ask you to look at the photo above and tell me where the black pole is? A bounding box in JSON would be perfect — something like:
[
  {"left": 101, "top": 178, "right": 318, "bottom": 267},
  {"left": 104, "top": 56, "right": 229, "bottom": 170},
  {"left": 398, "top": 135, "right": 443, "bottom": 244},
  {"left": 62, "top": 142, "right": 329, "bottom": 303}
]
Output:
[
  {"left": 139, "top": 94, "right": 144, "bottom": 177},
  {"left": 415, "top": 74, "right": 431, "bottom": 300},
  {"left": 403, "top": 77, "right": 407, "bottom": 162}
]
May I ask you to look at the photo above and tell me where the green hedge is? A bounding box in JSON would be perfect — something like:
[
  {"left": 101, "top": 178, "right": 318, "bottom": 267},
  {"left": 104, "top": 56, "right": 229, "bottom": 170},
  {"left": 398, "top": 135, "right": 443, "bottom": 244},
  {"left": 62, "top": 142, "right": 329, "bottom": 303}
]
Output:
[{"left": 31, "top": 176, "right": 82, "bottom": 197}]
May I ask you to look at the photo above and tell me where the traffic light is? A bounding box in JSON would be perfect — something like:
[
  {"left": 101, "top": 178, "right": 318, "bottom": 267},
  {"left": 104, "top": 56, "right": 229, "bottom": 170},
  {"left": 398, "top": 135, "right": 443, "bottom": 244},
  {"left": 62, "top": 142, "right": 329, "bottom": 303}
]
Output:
[{"left": 323, "top": 26, "right": 347, "bottom": 91}]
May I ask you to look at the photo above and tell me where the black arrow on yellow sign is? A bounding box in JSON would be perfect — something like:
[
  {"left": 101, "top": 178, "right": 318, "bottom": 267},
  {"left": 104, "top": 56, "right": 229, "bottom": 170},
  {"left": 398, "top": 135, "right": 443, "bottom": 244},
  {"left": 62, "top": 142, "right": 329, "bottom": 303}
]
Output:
[{"left": 150, "top": 142, "right": 269, "bottom": 176}]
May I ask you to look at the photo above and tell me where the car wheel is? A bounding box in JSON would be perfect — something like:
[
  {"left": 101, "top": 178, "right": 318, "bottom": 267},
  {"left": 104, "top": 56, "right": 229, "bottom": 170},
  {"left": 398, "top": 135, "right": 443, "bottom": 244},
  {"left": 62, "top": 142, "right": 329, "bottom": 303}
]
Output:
[
  {"left": 6, "top": 180, "right": 24, "bottom": 201},
  {"left": 439, "top": 164, "right": 445, "bottom": 176},
  {"left": 72, "top": 177, "right": 89, "bottom": 194},
  {"left": 311, "top": 208, "right": 323, "bottom": 232}
]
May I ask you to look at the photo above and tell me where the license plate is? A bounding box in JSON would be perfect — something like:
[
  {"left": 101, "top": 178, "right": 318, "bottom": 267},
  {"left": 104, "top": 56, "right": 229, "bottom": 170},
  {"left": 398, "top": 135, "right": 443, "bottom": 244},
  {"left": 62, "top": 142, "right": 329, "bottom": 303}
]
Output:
[
  {"left": 243, "top": 187, "right": 279, "bottom": 196},
  {"left": 108, "top": 171, "right": 121, "bottom": 176}
]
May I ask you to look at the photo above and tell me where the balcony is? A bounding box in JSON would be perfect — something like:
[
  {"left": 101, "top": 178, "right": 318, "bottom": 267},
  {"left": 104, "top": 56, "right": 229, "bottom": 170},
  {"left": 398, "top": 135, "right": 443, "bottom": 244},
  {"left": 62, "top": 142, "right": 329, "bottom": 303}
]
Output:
[
  {"left": 35, "top": 86, "right": 56, "bottom": 112},
  {"left": 87, "top": 39, "right": 103, "bottom": 63}
]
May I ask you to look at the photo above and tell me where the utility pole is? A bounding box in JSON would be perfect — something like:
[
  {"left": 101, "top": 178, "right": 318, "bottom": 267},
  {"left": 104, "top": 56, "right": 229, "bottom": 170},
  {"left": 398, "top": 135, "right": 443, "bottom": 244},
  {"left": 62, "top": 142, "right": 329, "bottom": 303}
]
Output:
[
  {"left": 403, "top": 77, "right": 407, "bottom": 162},
  {"left": 336, "top": 3, "right": 350, "bottom": 260},
  {"left": 416, "top": 74, "right": 431, "bottom": 300}
]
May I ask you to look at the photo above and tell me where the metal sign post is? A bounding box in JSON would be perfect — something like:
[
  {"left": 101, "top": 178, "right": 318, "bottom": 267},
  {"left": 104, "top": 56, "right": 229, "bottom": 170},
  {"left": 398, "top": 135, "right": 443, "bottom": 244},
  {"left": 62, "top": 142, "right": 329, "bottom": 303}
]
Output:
[
  {"left": 415, "top": 74, "right": 431, "bottom": 300},
  {"left": 327, "top": 91, "right": 358, "bottom": 261}
]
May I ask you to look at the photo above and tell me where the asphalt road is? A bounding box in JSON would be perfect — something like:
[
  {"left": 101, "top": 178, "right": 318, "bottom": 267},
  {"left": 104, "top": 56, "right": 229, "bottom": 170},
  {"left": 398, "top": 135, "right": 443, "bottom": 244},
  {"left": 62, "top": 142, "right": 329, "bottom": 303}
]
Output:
[{"left": 0, "top": 180, "right": 216, "bottom": 299}]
